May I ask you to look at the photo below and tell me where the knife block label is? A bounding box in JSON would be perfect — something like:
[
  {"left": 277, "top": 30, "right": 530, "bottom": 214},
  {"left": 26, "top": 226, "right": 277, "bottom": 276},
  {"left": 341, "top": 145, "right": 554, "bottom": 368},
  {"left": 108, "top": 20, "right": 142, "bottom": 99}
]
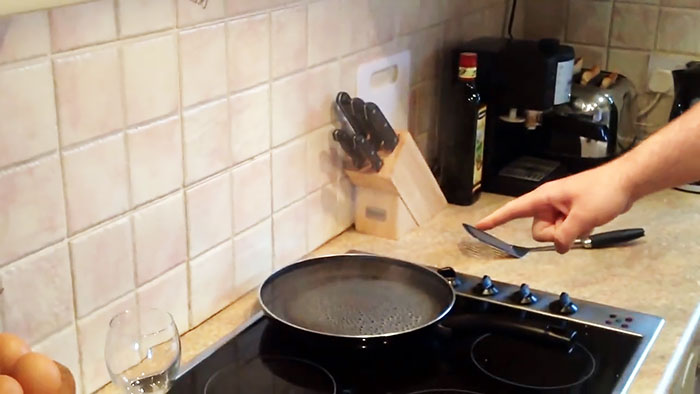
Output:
[
  {"left": 365, "top": 206, "right": 387, "bottom": 222},
  {"left": 473, "top": 105, "right": 486, "bottom": 193}
]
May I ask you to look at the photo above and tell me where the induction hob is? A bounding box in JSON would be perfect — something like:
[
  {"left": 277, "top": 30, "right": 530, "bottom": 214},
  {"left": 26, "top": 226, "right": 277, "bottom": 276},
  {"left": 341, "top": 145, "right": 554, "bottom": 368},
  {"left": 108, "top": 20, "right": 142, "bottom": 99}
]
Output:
[{"left": 170, "top": 265, "right": 664, "bottom": 394}]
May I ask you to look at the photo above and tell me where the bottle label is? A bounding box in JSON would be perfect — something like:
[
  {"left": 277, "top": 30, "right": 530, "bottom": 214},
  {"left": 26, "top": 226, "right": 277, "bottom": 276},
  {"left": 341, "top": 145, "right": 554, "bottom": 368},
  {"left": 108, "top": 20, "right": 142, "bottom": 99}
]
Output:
[
  {"left": 459, "top": 66, "right": 477, "bottom": 80},
  {"left": 473, "top": 105, "right": 487, "bottom": 193}
]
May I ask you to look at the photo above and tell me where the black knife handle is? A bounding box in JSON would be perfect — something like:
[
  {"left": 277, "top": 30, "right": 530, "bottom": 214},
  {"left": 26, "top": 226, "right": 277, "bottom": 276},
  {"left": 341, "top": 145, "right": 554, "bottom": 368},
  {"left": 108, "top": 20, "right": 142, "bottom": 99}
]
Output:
[
  {"left": 332, "top": 129, "right": 365, "bottom": 169},
  {"left": 588, "top": 228, "right": 645, "bottom": 248},
  {"left": 353, "top": 134, "right": 383, "bottom": 171},
  {"left": 365, "top": 102, "right": 399, "bottom": 152}
]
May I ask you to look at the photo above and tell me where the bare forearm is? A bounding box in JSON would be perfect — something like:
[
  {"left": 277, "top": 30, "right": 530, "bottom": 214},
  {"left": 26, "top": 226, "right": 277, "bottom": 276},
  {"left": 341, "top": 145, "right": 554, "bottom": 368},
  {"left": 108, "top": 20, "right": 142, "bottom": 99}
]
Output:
[{"left": 613, "top": 103, "right": 700, "bottom": 201}]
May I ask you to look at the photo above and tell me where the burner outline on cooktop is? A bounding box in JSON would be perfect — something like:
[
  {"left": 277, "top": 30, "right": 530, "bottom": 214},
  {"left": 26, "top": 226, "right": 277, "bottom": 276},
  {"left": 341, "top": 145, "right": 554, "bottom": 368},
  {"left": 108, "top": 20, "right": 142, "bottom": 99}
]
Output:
[
  {"left": 408, "top": 390, "right": 485, "bottom": 394},
  {"left": 470, "top": 333, "right": 597, "bottom": 390},
  {"left": 203, "top": 355, "right": 337, "bottom": 394}
]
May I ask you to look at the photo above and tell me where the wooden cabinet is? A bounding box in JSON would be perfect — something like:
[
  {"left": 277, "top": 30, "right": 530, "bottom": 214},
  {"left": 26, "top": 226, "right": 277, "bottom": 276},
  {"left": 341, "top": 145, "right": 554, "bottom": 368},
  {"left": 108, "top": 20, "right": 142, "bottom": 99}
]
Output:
[{"left": 0, "top": 0, "right": 89, "bottom": 16}]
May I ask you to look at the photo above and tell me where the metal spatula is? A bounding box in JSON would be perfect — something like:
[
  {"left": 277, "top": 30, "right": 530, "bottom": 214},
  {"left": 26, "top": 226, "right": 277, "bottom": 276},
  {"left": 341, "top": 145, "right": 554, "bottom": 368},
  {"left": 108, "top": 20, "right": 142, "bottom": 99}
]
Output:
[{"left": 463, "top": 224, "right": 645, "bottom": 258}]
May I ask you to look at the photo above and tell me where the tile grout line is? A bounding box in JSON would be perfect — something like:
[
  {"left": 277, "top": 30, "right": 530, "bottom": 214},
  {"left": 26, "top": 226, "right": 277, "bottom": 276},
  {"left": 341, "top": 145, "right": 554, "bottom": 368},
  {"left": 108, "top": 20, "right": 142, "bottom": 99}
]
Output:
[
  {"left": 46, "top": 5, "right": 87, "bottom": 391},
  {"left": 267, "top": 6, "right": 276, "bottom": 268}
]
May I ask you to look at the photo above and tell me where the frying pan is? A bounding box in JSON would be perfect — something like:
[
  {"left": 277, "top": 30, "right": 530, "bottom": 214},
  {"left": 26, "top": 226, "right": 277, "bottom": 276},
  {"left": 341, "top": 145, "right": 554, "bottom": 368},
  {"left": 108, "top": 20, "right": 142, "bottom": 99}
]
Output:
[{"left": 258, "top": 254, "right": 455, "bottom": 340}]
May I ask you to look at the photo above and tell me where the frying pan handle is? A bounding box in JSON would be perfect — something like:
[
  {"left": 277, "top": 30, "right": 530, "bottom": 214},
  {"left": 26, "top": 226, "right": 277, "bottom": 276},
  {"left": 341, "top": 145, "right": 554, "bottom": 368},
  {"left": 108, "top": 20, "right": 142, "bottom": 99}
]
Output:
[{"left": 439, "top": 315, "right": 577, "bottom": 348}]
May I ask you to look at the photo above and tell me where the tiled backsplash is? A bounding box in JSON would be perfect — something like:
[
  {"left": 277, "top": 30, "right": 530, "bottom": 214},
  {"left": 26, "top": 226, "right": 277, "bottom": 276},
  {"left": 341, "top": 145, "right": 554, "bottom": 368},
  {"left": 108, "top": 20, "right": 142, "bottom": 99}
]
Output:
[
  {"left": 0, "top": 0, "right": 507, "bottom": 392},
  {"left": 520, "top": 0, "right": 700, "bottom": 132}
]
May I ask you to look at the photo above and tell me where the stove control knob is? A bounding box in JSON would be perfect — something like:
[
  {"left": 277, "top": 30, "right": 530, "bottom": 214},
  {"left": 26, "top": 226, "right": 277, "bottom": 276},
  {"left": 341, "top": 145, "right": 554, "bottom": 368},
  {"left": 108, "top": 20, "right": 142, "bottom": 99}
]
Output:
[
  {"left": 550, "top": 292, "right": 579, "bottom": 315},
  {"left": 474, "top": 275, "right": 499, "bottom": 296},
  {"left": 512, "top": 283, "right": 538, "bottom": 305},
  {"left": 437, "top": 267, "right": 461, "bottom": 287}
]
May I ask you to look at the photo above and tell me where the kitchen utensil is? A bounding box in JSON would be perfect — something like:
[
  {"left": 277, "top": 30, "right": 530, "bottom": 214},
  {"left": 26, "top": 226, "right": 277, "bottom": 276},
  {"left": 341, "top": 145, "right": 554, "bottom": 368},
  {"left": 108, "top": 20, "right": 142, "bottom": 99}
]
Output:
[
  {"left": 463, "top": 224, "right": 645, "bottom": 258},
  {"left": 259, "top": 254, "right": 455, "bottom": 339},
  {"left": 366, "top": 101, "right": 399, "bottom": 152},
  {"left": 105, "top": 308, "right": 181, "bottom": 394},
  {"left": 351, "top": 97, "right": 373, "bottom": 139},
  {"left": 357, "top": 50, "right": 410, "bottom": 131}
]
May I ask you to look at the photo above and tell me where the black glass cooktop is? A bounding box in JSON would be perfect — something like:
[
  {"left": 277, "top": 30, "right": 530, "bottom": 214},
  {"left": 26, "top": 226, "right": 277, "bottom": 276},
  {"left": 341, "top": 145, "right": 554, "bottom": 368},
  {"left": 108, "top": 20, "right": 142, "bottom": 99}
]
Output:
[{"left": 170, "top": 296, "right": 644, "bottom": 394}]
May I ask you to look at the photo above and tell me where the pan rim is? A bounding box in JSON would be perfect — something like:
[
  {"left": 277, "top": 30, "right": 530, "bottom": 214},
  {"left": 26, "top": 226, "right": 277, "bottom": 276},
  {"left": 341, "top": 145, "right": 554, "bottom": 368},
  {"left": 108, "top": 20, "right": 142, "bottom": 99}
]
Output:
[{"left": 257, "top": 253, "right": 456, "bottom": 339}]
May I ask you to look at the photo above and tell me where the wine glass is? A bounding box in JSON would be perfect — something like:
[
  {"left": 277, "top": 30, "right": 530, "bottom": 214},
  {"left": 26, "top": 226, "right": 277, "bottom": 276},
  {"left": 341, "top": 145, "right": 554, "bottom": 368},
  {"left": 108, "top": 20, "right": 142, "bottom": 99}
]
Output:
[{"left": 105, "top": 308, "right": 181, "bottom": 393}]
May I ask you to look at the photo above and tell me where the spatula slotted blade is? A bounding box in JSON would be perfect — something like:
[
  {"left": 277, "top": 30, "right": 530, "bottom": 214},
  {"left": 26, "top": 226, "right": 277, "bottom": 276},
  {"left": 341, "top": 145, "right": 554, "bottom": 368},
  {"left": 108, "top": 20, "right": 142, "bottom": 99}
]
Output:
[{"left": 462, "top": 224, "right": 529, "bottom": 258}]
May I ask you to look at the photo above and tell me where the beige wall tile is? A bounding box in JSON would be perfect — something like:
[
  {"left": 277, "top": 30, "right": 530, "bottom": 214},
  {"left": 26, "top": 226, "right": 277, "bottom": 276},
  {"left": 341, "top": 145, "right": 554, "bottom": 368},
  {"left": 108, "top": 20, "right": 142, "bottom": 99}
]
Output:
[
  {"left": 232, "top": 154, "right": 271, "bottom": 233},
  {"left": 136, "top": 263, "right": 188, "bottom": 333},
  {"left": 63, "top": 134, "right": 130, "bottom": 234},
  {"left": 50, "top": 0, "right": 117, "bottom": 52},
  {"left": 661, "top": 0, "right": 700, "bottom": 6},
  {"left": 522, "top": 0, "right": 567, "bottom": 40},
  {"left": 307, "top": 62, "right": 340, "bottom": 131},
  {"left": 225, "top": 0, "right": 273, "bottom": 16},
  {"left": 569, "top": 44, "right": 608, "bottom": 69},
  {"left": 189, "top": 240, "right": 234, "bottom": 327},
  {"left": 566, "top": 0, "right": 612, "bottom": 46},
  {"left": 0, "top": 11, "right": 50, "bottom": 64},
  {"left": 657, "top": 8, "right": 700, "bottom": 54},
  {"left": 340, "top": 0, "right": 394, "bottom": 55},
  {"left": 306, "top": 125, "right": 340, "bottom": 192},
  {"left": 122, "top": 34, "right": 179, "bottom": 125},
  {"left": 233, "top": 218, "right": 272, "bottom": 297},
  {"left": 271, "top": 5, "right": 307, "bottom": 78},
  {"left": 77, "top": 293, "right": 136, "bottom": 393},
  {"left": 411, "top": 25, "right": 443, "bottom": 85},
  {"left": 180, "top": 23, "right": 228, "bottom": 107},
  {"left": 182, "top": 99, "right": 231, "bottom": 184},
  {"left": 54, "top": 47, "right": 124, "bottom": 147},
  {"left": 0, "top": 156, "right": 66, "bottom": 266},
  {"left": 227, "top": 14, "right": 270, "bottom": 92},
  {"left": 186, "top": 172, "right": 233, "bottom": 257},
  {"left": 33, "top": 325, "right": 82, "bottom": 394},
  {"left": 1, "top": 244, "right": 73, "bottom": 344},
  {"left": 272, "top": 137, "right": 307, "bottom": 211},
  {"left": 230, "top": 85, "right": 270, "bottom": 164},
  {"left": 409, "top": 80, "right": 438, "bottom": 135},
  {"left": 306, "top": 183, "right": 338, "bottom": 250},
  {"left": 70, "top": 219, "right": 134, "bottom": 317},
  {"left": 126, "top": 116, "right": 183, "bottom": 206},
  {"left": 118, "top": 0, "right": 176, "bottom": 37},
  {"left": 133, "top": 193, "right": 187, "bottom": 284},
  {"left": 272, "top": 72, "right": 308, "bottom": 146},
  {"left": 177, "top": 0, "right": 225, "bottom": 27},
  {"left": 0, "top": 61, "right": 57, "bottom": 168},
  {"left": 272, "top": 198, "right": 307, "bottom": 269},
  {"left": 608, "top": 49, "right": 650, "bottom": 91},
  {"left": 308, "top": 0, "right": 341, "bottom": 66},
  {"left": 610, "top": 3, "right": 658, "bottom": 50}
]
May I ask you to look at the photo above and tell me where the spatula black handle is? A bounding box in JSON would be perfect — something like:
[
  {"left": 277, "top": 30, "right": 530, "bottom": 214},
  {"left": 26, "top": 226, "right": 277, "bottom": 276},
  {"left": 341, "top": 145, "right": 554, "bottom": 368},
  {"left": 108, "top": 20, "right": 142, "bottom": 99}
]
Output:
[{"left": 587, "top": 228, "right": 645, "bottom": 248}]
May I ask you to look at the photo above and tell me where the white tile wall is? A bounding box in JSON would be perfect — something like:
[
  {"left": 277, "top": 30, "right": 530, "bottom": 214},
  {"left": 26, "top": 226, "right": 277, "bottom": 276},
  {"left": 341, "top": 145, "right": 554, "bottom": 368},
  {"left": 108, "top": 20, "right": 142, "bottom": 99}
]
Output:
[{"left": 0, "top": 0, "right": 508, "bottom": 391}]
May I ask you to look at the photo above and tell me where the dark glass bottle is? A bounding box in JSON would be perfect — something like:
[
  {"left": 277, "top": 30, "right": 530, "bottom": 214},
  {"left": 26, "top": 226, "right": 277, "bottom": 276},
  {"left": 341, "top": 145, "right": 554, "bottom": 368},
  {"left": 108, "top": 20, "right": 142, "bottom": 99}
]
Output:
[{"left": 439, "top": 52, "right": 486, "bottom": 206}]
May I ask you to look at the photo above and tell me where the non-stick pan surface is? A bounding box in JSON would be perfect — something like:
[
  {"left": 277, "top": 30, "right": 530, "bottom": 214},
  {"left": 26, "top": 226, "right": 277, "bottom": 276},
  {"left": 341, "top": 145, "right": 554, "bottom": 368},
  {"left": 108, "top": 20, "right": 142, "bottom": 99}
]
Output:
[{"left": 259, "top": 254, "right": 455, "bottom": 339}]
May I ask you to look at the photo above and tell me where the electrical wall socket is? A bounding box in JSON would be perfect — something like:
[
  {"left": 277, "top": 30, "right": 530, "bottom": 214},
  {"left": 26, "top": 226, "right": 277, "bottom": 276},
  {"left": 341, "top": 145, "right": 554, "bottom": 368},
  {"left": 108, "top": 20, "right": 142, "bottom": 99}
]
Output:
[
  {"left": 648, "top": 69, "right": 673, "bottom": 94},
  {"left": 647, "top": 53, "right": 700, "bottom": 94}
]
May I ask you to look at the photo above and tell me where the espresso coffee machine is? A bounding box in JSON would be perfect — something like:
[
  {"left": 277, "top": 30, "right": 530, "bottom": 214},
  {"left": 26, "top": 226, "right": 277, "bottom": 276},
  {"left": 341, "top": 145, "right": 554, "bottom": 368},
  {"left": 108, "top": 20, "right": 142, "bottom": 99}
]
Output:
[
  {"left": 671, "top": 61, "right": 700, "bottom": 193},
  {"left": 437, "top": 37, "right": 634, "bottom": 197},
  {"left": 438, "top": 37, "right": 575, "bottom": 196}
]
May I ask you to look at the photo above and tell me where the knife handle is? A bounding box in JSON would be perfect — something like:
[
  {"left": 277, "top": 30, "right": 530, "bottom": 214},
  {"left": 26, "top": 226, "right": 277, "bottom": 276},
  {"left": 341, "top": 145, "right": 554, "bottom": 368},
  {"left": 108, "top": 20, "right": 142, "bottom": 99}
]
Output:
[{"left": 584, "top": 229, "right": 645, "bottom": 249}]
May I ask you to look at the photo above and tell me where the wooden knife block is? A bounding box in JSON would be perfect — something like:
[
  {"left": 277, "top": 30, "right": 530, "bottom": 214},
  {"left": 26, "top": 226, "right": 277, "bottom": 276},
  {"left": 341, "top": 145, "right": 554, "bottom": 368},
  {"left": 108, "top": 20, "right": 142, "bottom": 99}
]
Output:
[{"left": 345, "top": 131, "right": 447, "bottom": 239}]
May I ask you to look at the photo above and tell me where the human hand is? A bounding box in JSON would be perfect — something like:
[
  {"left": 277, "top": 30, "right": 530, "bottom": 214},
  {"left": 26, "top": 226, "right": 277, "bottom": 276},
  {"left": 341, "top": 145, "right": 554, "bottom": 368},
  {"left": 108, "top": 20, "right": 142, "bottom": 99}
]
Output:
[{"left": 476, "top": 163, "right": 636, "bottom": 253}]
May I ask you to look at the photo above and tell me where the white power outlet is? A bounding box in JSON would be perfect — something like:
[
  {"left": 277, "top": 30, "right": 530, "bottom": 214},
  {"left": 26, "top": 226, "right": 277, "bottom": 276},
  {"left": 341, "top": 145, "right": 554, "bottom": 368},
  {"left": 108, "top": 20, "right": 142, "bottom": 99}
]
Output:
[
  {"left": 648, "top": 69, "right": 674, "bottom": 94},
  {"left": 647, "top": 53, "right": 700, "bottom": 94}
]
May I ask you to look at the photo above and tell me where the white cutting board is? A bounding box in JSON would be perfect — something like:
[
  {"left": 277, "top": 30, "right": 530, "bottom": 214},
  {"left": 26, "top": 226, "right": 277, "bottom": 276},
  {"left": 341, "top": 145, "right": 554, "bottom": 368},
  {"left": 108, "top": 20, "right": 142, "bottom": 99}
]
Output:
[{"left": 356, "top": 50, "right": 410, "bottom": 131}]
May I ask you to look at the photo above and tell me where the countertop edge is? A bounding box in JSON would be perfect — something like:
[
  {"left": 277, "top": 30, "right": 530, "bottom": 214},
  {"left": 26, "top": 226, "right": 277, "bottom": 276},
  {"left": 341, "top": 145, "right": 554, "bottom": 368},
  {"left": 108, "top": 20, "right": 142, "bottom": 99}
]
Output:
[{"left": 655, "top": 302, "right": 700, "bottom": 393}]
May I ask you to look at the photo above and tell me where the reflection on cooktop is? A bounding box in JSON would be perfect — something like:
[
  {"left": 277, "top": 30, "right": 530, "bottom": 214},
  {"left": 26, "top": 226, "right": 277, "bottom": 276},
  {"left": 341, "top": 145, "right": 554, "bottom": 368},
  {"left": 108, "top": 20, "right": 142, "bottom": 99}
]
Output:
[{"left": 204, "top": 356, "right": 335, "bottom": 394}]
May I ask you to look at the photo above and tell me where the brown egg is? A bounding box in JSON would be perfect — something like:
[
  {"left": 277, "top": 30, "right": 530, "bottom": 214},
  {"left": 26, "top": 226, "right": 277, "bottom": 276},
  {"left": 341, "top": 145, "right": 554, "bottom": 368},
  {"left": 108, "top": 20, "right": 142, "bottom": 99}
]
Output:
[
  {"left": 0, "top": 333, "right": 29, "bottom": 373},
  {"left": 11, "top": 353, "right": 61, "bottom": 394},
  {"left": 0, "top": 375, "right": 23, "bottom": 394}
]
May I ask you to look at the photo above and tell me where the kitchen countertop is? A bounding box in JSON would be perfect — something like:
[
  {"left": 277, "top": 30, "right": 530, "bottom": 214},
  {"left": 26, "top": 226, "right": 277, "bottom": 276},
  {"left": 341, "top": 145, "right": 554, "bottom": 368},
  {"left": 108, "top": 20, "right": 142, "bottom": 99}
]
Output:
[{"left": 98, "top": 190, "right": 700, "bottom": 394}]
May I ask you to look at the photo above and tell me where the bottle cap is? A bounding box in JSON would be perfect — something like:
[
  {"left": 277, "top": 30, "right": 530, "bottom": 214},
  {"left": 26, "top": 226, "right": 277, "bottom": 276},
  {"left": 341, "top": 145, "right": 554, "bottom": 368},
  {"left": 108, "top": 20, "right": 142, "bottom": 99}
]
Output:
[{"left": 459, "top": 52, "right": 478, "bottom": 80}]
